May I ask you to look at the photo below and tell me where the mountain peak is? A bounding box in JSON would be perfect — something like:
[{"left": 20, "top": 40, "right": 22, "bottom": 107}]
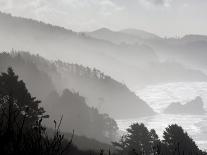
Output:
[{"left": 92, "top": 27, "right": 114, "bottom": 33}]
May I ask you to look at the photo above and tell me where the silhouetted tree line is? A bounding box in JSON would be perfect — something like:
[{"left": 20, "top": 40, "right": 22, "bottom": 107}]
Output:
[
  {"left": 0, "top": 68, "right": 116, "bottom": 155},
  {"left": 112, "top": 123, "right": 207, "bottom": 155}
]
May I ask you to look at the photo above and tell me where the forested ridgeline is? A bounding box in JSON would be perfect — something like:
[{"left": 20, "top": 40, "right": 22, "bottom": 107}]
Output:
[{"left": 0, "top": 51, "right": 155, "bottom": 120}]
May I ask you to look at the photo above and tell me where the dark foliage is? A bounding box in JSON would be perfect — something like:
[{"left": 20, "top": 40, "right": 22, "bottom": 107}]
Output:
[
  {"left": 0, "top": 68, "right": 110, "bottom": 155},
  {"left": 113, "top": 123, "right": 206, "bottom": 155},
  {"left": 0, "top": 68, "right": 70, "bottom": 154},
  {"left": 0, "top": 52, "right": 120, "bottom": 143},
  {"left": 0, "top": 67, "right": 46, "bottom": 130},
  {"left": 162, "top": 124, "right": 205, "bottom": 155},
  {"left": 112, "top": 123, "right": 160, "bottom": 155},
  {"left": 45, "top": 89, "right": 118, "bottom": 143},
  {"left": 0, "top": 52, "right": 55, "bottom": 100}
]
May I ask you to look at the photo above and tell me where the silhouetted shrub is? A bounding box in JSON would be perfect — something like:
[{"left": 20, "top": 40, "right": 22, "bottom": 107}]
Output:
[{"left": 0, "top": 68, "right": 72, "bottom": 155}]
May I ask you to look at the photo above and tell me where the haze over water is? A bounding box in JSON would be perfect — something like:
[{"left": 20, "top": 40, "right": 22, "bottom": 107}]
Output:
[{"left": 117, "top": 82, "right": 207, "bottom": 150}]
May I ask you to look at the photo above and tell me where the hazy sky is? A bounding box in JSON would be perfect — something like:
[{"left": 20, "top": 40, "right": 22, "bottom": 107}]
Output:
[{"left": 0, "top": 0, "right": 207, "bottom": 37}]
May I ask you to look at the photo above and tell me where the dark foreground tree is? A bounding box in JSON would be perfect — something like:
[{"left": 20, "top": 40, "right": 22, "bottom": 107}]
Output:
[
  {"left": 0, "top": 68, "right": 72, "bottom": 155},
  {"left": 113, "top": 123, "right": 160, "bottom": 155},
  {"left": 0, "top": 68, "right": 115, "bottom": 155},
  {"left": 162, "top": 124, "right": 205, "bottom": 155},
  {"left": 0, "top": 67, "right": 47, "bottom": 129}
]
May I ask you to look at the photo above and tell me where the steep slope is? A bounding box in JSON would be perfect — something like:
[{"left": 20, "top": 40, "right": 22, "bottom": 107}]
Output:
[{"left": 0, "top": 52, "right": 155, "bottom": 119}]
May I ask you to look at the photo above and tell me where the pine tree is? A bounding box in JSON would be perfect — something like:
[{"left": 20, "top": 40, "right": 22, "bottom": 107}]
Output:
[{"left": 0, "top": 67, "right": 47, "bottom": 131}]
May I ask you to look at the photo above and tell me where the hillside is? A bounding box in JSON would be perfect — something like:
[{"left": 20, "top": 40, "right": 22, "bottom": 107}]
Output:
[
  {"left": 88, "top": 28, "right": 144, "bottom": 44},
  {"left": 142, "top": 34, "right": 207, "bottom": 71},
  {"left": 0, "top": 52, "right": 155, "bottom": 119},
  {"left": 120, "top": 29, "right": 160, "bottom": 40},
  {"left": 1, "top": 12, "right": 206, "bottom": 89},
  {"left": 87, "top": 28, "right": 160, "bottom": 45},
  {"left": 0, "top": 12, "right": 157, "bottom": 88},
  {"left": 88, "top": 26, "right": 207, "bottom": 76}
]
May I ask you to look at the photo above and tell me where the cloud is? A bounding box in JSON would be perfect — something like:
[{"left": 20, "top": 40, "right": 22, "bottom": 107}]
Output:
[{"left": 0, "top": 0, "right": 125, "bottom": 28}]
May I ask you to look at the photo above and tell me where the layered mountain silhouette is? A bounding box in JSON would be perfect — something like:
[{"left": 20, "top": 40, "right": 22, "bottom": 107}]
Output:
[
  {"left": 120, "top": 29, "right": 160, "bottom": 40},
  {"left": 0, "top": 12, "right": 207, "bottom": 89},
  {"left": 164, "top": 97, "right": 206, "bottom": 115},
  {"left": 88, "top": 28, "right": 160, "bottom": 44},
  {"left": 143, "top": 34, "right": 207, "bottom": 70},
  {"left": 0, "top": 52, "right": 155, "bottom": 119}
]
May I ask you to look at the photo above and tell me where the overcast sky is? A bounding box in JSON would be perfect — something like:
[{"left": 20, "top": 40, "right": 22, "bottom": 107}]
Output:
[{"left": 0, "top": 0, "right": 207, "bottom": 37}]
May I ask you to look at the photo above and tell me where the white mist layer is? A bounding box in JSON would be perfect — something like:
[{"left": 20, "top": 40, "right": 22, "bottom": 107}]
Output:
[{"left": 117, "top": 82, "right": 207, "bottom": 150}]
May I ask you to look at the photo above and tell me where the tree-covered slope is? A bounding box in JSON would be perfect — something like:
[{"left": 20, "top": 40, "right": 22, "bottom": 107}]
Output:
[{"left": 0, "top": 52, "right": 155, "bottom": 120}]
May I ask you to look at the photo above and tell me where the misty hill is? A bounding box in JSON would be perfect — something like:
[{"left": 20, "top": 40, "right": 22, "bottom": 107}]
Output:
[
  {"left": 44, "top": 89, "right": 118, "bottom": 143},
  {"left": 120, "top": 28, "right": 160, "bottom": 40},
  {"left": 0, "top": 52, "right": 155, "bottom": 119},
  {"left": 88, "top": 26, "right": 207, "bottom": 75},
  {"left": 1, "top": 12, "right": 206, "bottom": 89},
  {"left": 0, "top": 52, "right": 54, "bottom": 100},
  {"left": 0, "top": 12, "right": 157, "bottom": 87},
  {"left": 142, "top": 34, "right": 207, "bottom": 71},
  {"left": 0, "top": 52, "right": 120, "bottom": 143},
  {"left": 88, "top": 28, "right": 144, "bottom": 44},
  {"left": 88, "top": 28, "right": 160, "bottom": 45},
  {"left": 164, "top": 97, "right": 206, "bottom": 115}
]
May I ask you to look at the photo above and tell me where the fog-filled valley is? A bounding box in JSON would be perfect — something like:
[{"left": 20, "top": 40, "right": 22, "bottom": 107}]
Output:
[{"left": 1, "top": 8, "right": 207, "bottom": 154}]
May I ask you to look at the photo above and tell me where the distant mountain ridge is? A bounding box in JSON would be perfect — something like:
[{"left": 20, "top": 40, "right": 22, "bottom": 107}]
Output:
[
  {"left": 0, "top": 11, "right": 207, "bottom": 89},
  {"left": 120, "top": 28, "right": 160, "bottom": 39},
  {"left": 0, "top": 11, "right": 157, "bottom": 88},
  {"left": 87, "top": 28, "right": 160, "bottom": 45}
]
